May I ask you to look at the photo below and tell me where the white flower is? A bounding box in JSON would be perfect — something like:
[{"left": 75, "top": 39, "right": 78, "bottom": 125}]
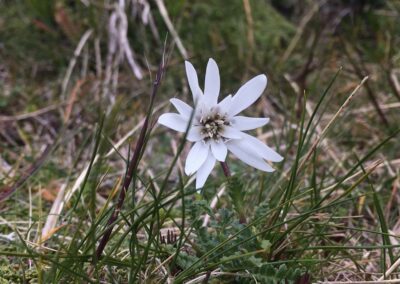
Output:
[{"left": 158, "top": 58, "right": 283, "bottom": 189}]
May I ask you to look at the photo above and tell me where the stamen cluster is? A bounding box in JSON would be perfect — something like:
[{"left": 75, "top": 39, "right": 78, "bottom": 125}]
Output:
[{"left": 199, "top": 112, "right": 229, "bottom": 141}]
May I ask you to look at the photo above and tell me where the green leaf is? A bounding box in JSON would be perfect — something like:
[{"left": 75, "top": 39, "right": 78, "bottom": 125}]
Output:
[
  {"left": 261, "top": 240, "right": 271, "bottom": 252},
  {"left": 227, "top": 175, "right": 246, "bottom": 220}
]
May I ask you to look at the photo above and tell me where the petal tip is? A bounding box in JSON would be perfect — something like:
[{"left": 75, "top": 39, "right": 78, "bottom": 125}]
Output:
[
  {"left": 258, "top": 74, "right": 268, "bottom": 86},
  {"left": 185, "top": 60, "right": 195, "bottom": 71},
  {"left": 206, "top": 58, "right": 219, "bottom": 70},
  {"left": 269, "top": 152, "right": 284, "bottom": 163},
  {"left": 157, "top": 113, "right": 167, "bottom": 123}
]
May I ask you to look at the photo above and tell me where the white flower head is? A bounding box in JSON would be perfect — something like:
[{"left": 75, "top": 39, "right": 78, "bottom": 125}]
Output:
[{"left": 158, "top": 58, "right": 283, "bottom": 189}]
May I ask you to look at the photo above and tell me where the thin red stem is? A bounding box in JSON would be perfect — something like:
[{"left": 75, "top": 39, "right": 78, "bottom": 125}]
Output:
[
  {"left": 95, "top": 60, "right": 165, "bottom": 259},
  {"left": 220, "top": 161, "right": 231, "bottom": 177}
]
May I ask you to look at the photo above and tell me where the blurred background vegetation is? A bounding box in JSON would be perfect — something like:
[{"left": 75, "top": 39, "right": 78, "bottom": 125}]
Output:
[
  {"left": 2, "top": 0, "right": 399, "bottom": 176},
  {"left": 1, "top": 0, "right": 399, "bottom": 129},
  {"left": 1, "top": 0, "right": 400, "bottom": 282}
]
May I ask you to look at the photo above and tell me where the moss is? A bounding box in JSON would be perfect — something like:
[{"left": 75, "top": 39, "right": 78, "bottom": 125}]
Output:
[
  {"left": 0, "top": 3, "right": 69, "bottom": 79},
  {"left": 0, "top": 262, "right": 38, "bottom": 284}
]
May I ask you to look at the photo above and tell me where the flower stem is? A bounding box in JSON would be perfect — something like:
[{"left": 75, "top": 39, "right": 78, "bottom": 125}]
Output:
[{"left": 220, "top": 161, "right": 231, "bottom": 177}]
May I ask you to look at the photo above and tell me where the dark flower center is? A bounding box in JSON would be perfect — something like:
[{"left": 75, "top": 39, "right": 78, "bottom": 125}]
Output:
[{"left": 199, "top": 113, "right": 230, "bottom": 141}]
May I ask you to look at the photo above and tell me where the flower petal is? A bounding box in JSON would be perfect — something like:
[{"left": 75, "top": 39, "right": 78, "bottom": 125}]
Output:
[
  {"left": 210, "top": 140, "right": 228, "bottom": 162},
  {"left": 187, "top": 126, "right": 203, "bottom": 142},
  {"left": 218, "top": 95, "right": 233, "bottom": 114},
  {"left": 226, "top": 139, "right": 275, "bottom": 172},
  {"left": 158, "top": 113, "right": 189, "bottom": 132},
  {"left": 196, "top": 151, "right": 216, "bottom": 189},
  {"left": 231, "top": 116, "right": 270, "bottom": 131},
  {"left": 241, "top": 132, "right": 283, "bottom": 162},
  {"left": 185, "top": 141, "right": 210, "bottom": 175},
  {"left": 194, "top": 98, "right": 208, "bottom": 117},
  {"left": 229, "top": 74, "right": 267, "bottom": 116},
  {"left": 185, "top": 61, "right": 203, "bottom": 103},
  {"left": 170, "top": 98, "right": 193, "bottom": 119},
  {"left": 203, "top": 58, "right": 220, "bottom": 106},
  {"left": 221, "top": 126, "right": 243, "bottom": 139}
]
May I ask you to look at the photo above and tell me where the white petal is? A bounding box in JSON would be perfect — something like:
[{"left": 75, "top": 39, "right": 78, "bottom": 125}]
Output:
[
  {"left": 196, "top": 151, "right": 216, "bottom": 189},
  {"left": 241, "top": 132, "right": 283, "bottom": 162},
  {"left": 231, "top": 116, "right": 270, "bottom": 131},
  {"left": 227, "top": 140, "right": 275, "bottom": 172},
  {"left": 185, "top": 141, "right": 210, "bottom": 175},
  {"left": 218, "top": 95, "right": 233, "bottom": 114},
  {"left": 187, "top": 126, "right": 203, "bottom": 142},
  {"left": 221, "top": 126, "right": 243, "bottom": 139},
  {"left": 185, "top": 61, "right": 203, "bottom": 103},
  {"left": 229, "top": 74, "right": 267, "bottom": 116},
  {"left": 210, "top": 140, "right": 228, "bottom": 162},
  {"left": 194, "top": 98, "right": 207, "bottom": 117},
  {"left": 203, "top": 58, "right": 220, "bottom": 106},
  {"left": 158, "top": 113, "right": 189, "bottom": 132},
  {"left": 170, "top": 98, "right": 193, "bottom": 119}
]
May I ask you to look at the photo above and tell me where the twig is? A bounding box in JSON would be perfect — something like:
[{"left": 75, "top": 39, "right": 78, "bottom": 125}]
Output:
[
  {"left": 94, "top": 37, "right": 102, "bottom": 78},
  {"left": 64, "top": 79, "right": 85, "bottom": 123},
  {"left": 379, "top": 256, "right": 400, "bottom": 281},
  {"left": 184, "top": 270, "right": 254, "bottom": 284},
  {"left": 305, "top": 101, "right": 343, "bottom": 170},
  {"left": 154, "top": 0, "right": 188, "bottom": 59},
  {"left": 115, "top": 2, "right": 143, "bottom": 79},
  {"left": 0, "top": 144, "right": 54, "bottom": 203},
  {"left": 102, "top": 1, "right": 143, "bottom": 103},
  {"left": 319, "top": 280, "right": 400, "bottom": 284},
  {"left": 202, "top": 185, "right": 226, "bottom": 227},
  {"left": 41, "top": 183, "right": 67, "bottom": 242},
  {"left": 280, "top": 1, "right": 322, "bottom": 64},
  {"left": 202, "top": 271, "right": 212, "bottom": 284},
  {"left": 61, "top": 29, "right": 93, "bottom": 98},
  {"left": 342, "top": 39, "right": 389, "bottom": 126},
  {"left": 0, "top": 103, "right": 66, "bottom": 122},
  {"left": 388, "top": 70, "right": 400, "bottom": 101},
  {"left": 242, "top": 0, "right": 254, "bottom": 73}
]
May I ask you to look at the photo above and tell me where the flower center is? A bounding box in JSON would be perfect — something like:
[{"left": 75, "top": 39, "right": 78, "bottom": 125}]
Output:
[{"left": 199, "top": 112, "right": 230, "bottom": 141}]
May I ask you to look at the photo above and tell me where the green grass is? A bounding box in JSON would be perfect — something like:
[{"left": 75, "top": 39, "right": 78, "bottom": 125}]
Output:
[{"left": 1, "top": 0, "right": 400, "bottom": 283}]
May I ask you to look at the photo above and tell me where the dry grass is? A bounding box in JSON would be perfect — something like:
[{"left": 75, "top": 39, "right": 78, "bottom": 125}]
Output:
[{"left": 0, "top": 0, "right": 400, "bottom": 283}]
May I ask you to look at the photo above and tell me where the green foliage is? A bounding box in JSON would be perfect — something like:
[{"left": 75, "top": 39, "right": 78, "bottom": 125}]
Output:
[
  {"left": 1, "top": 0, "right": 400, "bottom": 283},
  {"left": 247, "top": 264, "right": 304, "bottom": 284},
  {"left": 227, "top": 175, "right": 246, "bottom": 221},
  {"left": 0, "top": 3, "right": 67, "bottom": 78},
  {"left": 0, "top": 262, "right": 38, "bottom": 284},
  {"left": 174, "top": 251, "right": 199, "bottom": 271},
  {"left": 27, "top": 0, "right": 55, "bottom": 24},
  {"left": 176, "top": 0, "right": 294, "bottom": 85}
]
